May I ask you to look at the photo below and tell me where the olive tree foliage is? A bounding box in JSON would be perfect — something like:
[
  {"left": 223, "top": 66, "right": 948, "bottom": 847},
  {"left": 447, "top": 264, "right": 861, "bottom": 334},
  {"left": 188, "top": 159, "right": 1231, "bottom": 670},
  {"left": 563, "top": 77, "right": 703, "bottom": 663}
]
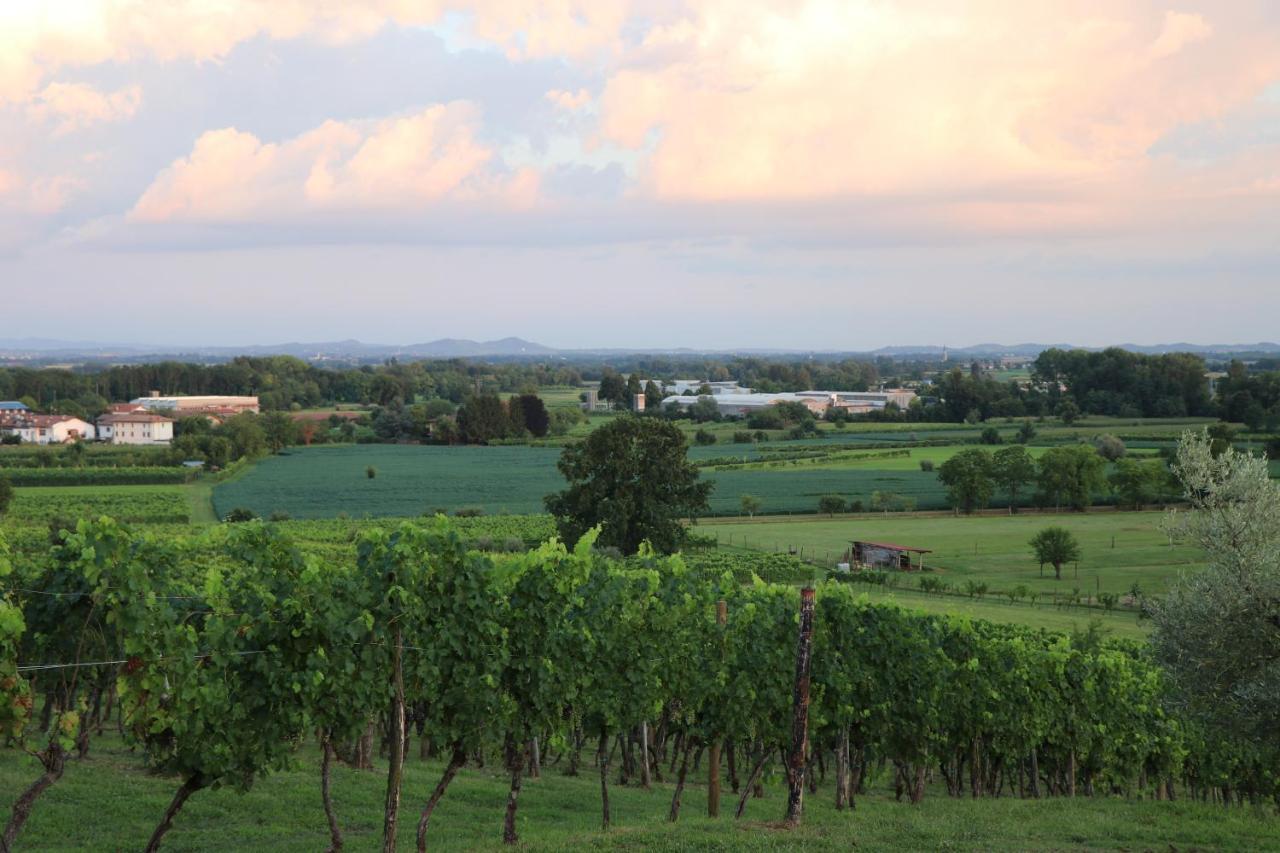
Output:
[{"left": 1151, "top": 430, "right": 1280, "bottom": 741}]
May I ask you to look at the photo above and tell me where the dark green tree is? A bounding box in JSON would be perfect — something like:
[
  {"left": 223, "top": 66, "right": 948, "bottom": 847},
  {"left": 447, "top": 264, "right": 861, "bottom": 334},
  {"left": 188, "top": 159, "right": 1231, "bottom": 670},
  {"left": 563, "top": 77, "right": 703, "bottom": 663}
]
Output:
[
  {"left": 597, "top": 372, "right": 627, "bottom": 407},
  {"left": 1029, "top": 526, "right": 1081, "bottom": 580},
  {"left": 991, "top": 445, "right": 1036, "bottom": 512},
  {"left": 514, "top": 394, "right": 550, "bottom": 437},
  {"left": 937, "top": 448, "right": 994, "bottom": 514},
  {"left": 545, "top": 417, "right": 712, "bottom": 554},
  {"left": 0, "top": 474, "right": 11, "bottom": 516},
  {"left": 456, "top": 394, "right": 511, "bottom": 444},
  {"left": 1036, "top": 444, "right": 1106, "bottom": 510},
  {"left": 260, "top": 411, "right": 297, "bottom": 453}
]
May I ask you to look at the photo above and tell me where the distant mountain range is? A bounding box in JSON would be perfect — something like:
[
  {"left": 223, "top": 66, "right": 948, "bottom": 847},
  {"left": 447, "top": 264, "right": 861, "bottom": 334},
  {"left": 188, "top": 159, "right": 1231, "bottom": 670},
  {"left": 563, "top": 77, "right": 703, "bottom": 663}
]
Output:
[{"left": 1, "top": 337, "right": 1278, "bottom": 361}]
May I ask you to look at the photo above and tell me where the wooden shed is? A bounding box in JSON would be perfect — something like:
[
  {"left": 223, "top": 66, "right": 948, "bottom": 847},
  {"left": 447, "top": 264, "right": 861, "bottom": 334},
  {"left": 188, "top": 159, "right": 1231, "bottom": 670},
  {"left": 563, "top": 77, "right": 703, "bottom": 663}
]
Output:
[{"left": 849, "top": 540, "right": 932, "bottom": 571}]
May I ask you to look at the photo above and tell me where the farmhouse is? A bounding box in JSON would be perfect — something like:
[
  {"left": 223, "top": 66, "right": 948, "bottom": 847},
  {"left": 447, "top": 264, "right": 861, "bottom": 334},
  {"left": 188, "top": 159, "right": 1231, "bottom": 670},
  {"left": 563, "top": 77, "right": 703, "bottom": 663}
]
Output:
[
  {"left": 96, "top": 412, "right": 174, "bottom": 445},
  {"left": 130, "top": 392, "right": 260, "bottom": 414},
  {"left": 0, "top": 414, "right": 95, "bottom": 444},
  {"left": 848, "top": 540, "right": 932, "bottom": 571}
]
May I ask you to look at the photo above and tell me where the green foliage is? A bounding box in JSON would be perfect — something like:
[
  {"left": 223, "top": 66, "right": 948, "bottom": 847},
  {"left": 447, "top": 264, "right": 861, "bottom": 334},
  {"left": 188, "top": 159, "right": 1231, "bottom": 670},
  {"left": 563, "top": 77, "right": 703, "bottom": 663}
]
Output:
[
  {"left": 1036, "top": 444, "right": 1106, "bottom": 510},
  {"left": 1030, "top": 526, "right": 1082, "bottom": 580},
  {"left": 991, "top": 445, "right": 1036, "bottom": 510},
  {"left": 0, "top": 475, "right": 11, "bottom": 517},
  {"left": 545, "top": 417, "right": 712, "bottom": 554},
  {"left": 817, "top": 494, "right": 846, "bottom": 515},
  {"left": 937, "top": 448, "right": 994, "bottom": 513},
  {"left": 0, "top": 467, "right": 195, "bottom": 486}
]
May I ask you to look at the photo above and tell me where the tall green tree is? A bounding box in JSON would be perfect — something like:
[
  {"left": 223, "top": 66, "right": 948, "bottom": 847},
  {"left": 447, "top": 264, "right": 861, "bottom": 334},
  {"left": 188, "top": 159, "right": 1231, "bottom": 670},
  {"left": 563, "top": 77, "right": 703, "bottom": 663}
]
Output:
[
  {"left": 513, "top": 394, "right": 550, "bottom": 438},
  {"left": 457, "top": 395, "right": 511, "bottom": 444},
  {"left": 1108, "top": 457, "right": 1162, "bottom": 509},
  {"left": 1029, "top": 526, "right": 1080, "bottom": 580},
  {"left": 545, "top": 417, "right": 712, "bottom": 554},
  {"left": 991, "top": 446, "right": 1036, "bottom": 512},
  {"left": 259, "top": 411, "right": 298, "bottom": 453},
  {"left": 1036, "top": 444, "right": 1106, "bottom": 510},
  {"left": 937, "top": 448, "right": 994, "bottom": 514}
]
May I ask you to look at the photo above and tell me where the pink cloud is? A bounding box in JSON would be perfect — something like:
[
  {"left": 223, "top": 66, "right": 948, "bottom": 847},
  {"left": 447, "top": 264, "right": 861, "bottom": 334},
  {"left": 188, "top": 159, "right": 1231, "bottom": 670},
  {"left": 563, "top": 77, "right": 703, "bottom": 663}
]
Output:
[
  {"left": 28, "top": 82, "right": 142, "bottom": 134},
  {"left": 129, "top": 102, "right": 536, "bottom": 223}
]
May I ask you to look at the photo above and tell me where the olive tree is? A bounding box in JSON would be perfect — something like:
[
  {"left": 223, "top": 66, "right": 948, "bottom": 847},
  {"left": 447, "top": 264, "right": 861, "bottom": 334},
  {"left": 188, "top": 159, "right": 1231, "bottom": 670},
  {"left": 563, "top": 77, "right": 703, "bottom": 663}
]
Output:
[{"left": 1151, "top": 430, "right": 1280, "bottom": 741}]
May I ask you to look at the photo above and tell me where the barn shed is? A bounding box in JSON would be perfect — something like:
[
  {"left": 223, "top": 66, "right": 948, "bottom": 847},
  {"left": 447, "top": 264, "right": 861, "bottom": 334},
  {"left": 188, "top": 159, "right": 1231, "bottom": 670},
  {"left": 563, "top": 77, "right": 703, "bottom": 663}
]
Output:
[{"left": 849, "top": 540, "right": 931, "bottom": 571}]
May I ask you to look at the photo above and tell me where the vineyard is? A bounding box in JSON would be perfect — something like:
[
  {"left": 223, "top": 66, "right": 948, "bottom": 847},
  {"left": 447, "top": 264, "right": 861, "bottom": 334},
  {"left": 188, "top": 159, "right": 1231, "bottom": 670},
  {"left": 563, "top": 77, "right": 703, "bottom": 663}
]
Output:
[
  {"left": 0, "top": 467, "right": 196, "bottom": 487},
  {"left": 1, "top": 518, "right": 1273, "bottom": 851}
]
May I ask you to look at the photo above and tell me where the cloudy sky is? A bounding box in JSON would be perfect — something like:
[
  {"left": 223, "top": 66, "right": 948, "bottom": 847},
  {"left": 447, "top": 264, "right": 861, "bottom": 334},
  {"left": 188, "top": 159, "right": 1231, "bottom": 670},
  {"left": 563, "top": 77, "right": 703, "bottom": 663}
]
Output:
[{"left": 3, "top": 1, "right": 1279, "bottom": 350}]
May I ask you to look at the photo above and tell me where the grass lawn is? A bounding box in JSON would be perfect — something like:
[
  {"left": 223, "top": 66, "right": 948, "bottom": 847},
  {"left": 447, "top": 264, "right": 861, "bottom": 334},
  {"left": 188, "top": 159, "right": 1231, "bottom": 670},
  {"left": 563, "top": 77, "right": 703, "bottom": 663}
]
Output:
[
  {"left": 698, "top": 511, "right": 1204, "bottom": 599},
  {"left": 2, "top": 735, "right": 1274, "bottom": 851}
]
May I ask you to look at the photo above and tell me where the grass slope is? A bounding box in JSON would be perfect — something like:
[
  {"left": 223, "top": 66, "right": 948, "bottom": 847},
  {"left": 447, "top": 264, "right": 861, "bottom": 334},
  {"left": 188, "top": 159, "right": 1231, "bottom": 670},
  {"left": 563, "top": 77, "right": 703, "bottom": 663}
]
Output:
[
  {"left": 2, "top": 736, "right": 1274, "bottom": 851},
  {"left": 699, "top": 511, "right": 1204, "bottom": 598}
]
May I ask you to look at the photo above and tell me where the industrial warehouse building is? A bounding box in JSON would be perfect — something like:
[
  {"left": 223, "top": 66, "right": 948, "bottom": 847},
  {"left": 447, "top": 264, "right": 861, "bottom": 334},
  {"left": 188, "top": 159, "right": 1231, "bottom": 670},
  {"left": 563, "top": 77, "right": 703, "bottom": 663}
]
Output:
[
  {"left": 130, "top": 393, "right": 260, "bottom": 414},
  {"left": 661, "top": 388, "right": 916, "bottom": 418}
]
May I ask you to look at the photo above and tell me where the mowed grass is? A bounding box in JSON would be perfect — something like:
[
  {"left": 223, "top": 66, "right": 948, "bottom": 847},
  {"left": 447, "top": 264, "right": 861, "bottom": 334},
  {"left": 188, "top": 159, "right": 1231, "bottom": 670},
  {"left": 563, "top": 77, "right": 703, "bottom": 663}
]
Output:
[
  {"left": 698, "top": 511, "right": 1204, "bottom": 598},
  {"left": 2, "top": 735, "right": 1274, "bottom": 851}
]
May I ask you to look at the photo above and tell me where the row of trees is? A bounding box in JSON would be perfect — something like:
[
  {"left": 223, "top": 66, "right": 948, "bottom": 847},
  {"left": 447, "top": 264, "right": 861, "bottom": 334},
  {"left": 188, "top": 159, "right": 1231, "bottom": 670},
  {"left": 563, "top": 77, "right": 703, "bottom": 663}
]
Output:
[
  {"left": 4, "top": 515, "right": 1273, "bottom": 850},
  {"left": 937, "top": 444, "right": 1174, "bottom": 514}
]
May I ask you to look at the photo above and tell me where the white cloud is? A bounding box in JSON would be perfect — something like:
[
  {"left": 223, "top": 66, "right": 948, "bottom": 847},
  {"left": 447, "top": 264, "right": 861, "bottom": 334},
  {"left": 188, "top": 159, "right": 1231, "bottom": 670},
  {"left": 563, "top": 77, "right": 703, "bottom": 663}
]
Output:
[
  {"left": 28, "top": 82, "right": 142, "bottom": 134},
  {"left": 129, "top": 102, "right": 537, "bottom": 223}
]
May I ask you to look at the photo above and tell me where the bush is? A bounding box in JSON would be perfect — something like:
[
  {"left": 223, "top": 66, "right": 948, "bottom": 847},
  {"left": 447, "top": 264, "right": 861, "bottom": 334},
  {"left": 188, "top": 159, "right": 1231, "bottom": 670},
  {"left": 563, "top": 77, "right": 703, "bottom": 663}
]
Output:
[
  {"left": 223, "top": 507, "right": 259, "bottom": 523},
  {"left": 849, "top": 499, "right": 864, "bottom": 513},
  {"left": 503, "top": 536, "right": 525, "bottom": 553},
  {"left": 268, "top": 509, "right": 292, "bottom": 522},
  {"left": 732, "top": 431, "right": 755, "bottom": 444},
  {"left": 979, "top": 427, "right": 1003, "bottom": 445},
  {"left": 694, "top": 428, "right": 717, "bottom": 446},
  {"left": 919, "top": 459, "right": 935, "bottom": 472},
  {"left": 472, "top": 536, "right": 495, "bottom": 551},
  {"left": 366, "top": 465, "right": 377, "bottom": 479},
  {"left": 454, "top": 506, "right": 484, "bottom": 517}
]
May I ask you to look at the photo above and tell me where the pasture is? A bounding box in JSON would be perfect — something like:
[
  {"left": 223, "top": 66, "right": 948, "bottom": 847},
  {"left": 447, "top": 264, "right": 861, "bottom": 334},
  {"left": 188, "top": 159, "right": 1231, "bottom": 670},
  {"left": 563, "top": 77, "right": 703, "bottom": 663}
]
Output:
[{"left": 698, "top": 511, "right": 1204, "bottom": 599}]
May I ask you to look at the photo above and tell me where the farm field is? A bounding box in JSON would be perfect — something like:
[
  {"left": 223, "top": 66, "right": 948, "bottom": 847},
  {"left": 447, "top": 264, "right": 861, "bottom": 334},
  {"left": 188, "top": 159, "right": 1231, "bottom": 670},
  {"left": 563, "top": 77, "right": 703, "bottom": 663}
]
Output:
[
  {"left": 697, "top": 511, "right": 1204, "bottom": 598},
  {"left": 1, "top": 734, "right": 1272, "bottom": 852},
  {"left": 1, "top": 484, "right": 192, "bottom": 526}
]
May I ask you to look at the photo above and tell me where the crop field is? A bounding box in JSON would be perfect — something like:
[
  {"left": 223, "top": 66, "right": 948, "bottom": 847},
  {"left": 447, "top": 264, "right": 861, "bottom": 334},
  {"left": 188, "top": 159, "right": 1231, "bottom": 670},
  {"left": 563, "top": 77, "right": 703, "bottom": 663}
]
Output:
[
  {"left": 1, "top": 484, "right": 191, "bottom": 526},
  {"left": 697, "top": 511, "right": 1204, "bottom": 599}
]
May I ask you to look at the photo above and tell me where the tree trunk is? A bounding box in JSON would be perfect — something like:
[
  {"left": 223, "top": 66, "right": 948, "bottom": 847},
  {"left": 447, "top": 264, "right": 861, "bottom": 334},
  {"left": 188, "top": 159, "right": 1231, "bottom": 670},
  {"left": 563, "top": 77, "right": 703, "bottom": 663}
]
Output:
[
  {"left": 528, "top": 737, "right": 541, "bottom": 779},
  {"left": 382, "top": 624, "right": 406, "bottom": 853},
  {"left": 668, "top": 738, "right": 695, "bottom": 822},
  {"left": 144, "top": 774, "right": 207, "bottom": 853},
  {"left": 727, "top": 739, "right": 739, "bottom": 793},
  {"left": 1067, "top": 750, "right": 1077, "bottom": 798},
  {"left": 321, "top": 737, "right": 343, "bottom": 852},
  {"left": 910, "top": 763, "right": 927, "bottom": 805},
  {"left": 784, "top": 587, "right": 816, "bottom": 827},
  {"left": 2, "top": 743, "right": 67, "bottom": 851},
  {"left": 835, "top": 729, "right": 850, "bottom": 810},
  {"left": 416, "top": 744, "right": 466, "bottom": 852},
  {"left": 1029, "top": 749, "right": 1041, "bottom": 798},
  {"left": 502, "top": 737, "right": 525, "bottom": 845},
  {"left": 735, "top": 748, "right": 770, "bottom": 819},
  {"left": 566, "top": 726, "right": 581, "bottom": 777},
  {"left": 598, "top": 732, "right": 612, "bottom": 830}
]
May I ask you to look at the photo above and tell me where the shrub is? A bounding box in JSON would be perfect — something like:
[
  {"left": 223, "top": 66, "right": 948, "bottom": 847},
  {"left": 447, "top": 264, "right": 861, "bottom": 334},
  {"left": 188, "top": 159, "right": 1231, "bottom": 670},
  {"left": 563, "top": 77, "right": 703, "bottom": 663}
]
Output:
[
  {"left": 473, "top": 536, "right": 495, "bottom": 551},
  {"left": 268, "top": 510, "right": 292, "bottom": 522},
  {"left": 503, "top": 536, "right": 525, "bottom": 553},
  {"left": 919, "top": 459, "right": 935, "bottom": 472},
  {"left": 366, "top": 465, "right": 377, "bottom": 479},
  {"left": 848, "top": 499, "right": 864, "bottom": 513},
  {"left": 223, "top": 507, "right": 259, "bottom": 523},
  {"left": 694, "top": 428, "right": 717, "bottom": 446},
  {"left": 979, "top": 427, "right": 1003, "bottom": 445},
  {"left": 454, "top": 506, "right": 484, "bottom": 517},
  {"left": 732, "top": 431, "right": 755, "bottom": 444}
]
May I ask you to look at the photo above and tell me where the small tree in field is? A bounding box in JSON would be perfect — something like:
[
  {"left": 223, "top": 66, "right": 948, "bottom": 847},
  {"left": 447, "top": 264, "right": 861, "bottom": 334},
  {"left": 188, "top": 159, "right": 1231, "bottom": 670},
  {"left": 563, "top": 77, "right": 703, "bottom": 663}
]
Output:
[
  {"left": 1029, "top": 526, "right": 1081, "bottom": 580},
  {"left": 0, "top": 474, "right": 11, "bottom": 516},
  {"left": 740, "top": 494, "right": 762, "bottom": 518},
  {"left": 818, "top": 495, "right": 846, "bottom": 516}
]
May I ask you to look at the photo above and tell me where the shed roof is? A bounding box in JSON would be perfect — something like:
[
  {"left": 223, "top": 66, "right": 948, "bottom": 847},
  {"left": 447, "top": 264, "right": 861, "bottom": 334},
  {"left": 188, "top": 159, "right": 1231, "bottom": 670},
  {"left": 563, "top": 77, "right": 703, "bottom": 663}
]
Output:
[
  {"left": 0, "top": 401, "right": 29, "bottom": 410},
  {"left": 851, "top": 540, "right": 933, "bottom": 554}
]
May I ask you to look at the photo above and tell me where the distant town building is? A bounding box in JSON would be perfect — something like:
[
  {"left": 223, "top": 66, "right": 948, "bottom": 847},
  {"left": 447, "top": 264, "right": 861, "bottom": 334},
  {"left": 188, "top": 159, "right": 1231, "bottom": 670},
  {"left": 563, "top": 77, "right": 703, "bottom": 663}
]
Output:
[
  {"left": 662, "top": 379, "right": 752, "bottom": 396},
  {"left": 0, "top": 414, "right": 95, "bottom": 444},
  {"left": 97, "top": 412, "right": 174, "bottom": 445},
  {"left": 0, "top": 401, "right": 30, "bottom": 412},
  {"left": 130, "top": 393, "right": 260, "bottom": 414},
  {"left": 632, "top": 392, "right": 646, "bottom": 412}
]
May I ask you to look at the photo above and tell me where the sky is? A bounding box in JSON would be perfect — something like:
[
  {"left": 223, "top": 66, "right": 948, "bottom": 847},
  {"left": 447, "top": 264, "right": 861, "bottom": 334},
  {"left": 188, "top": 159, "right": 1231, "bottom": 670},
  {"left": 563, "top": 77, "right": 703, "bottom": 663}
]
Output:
[{"left": 2, "top": 1, "right": 1279, "bottom": 350}]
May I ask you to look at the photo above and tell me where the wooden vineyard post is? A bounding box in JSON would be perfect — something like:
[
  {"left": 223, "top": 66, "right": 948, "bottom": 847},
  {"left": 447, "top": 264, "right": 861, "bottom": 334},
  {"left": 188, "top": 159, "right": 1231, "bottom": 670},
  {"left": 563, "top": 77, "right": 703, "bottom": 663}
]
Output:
[
  {"left": 784, "top": 587, "right": 816, "bottom": 828},
  {"left": 708, "top": 599, "right": 728, "bottom": 817}
]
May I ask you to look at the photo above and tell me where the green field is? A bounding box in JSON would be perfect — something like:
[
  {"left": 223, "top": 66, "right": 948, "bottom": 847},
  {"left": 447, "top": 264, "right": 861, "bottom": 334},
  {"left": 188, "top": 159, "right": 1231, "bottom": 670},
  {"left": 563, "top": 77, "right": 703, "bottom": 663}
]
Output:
[
  {"left": 2, "top": 734, "right": 1273, "bottom": 852},
  {"left": 699, "top": 511, "right": 1203, "bottom": 599}
]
